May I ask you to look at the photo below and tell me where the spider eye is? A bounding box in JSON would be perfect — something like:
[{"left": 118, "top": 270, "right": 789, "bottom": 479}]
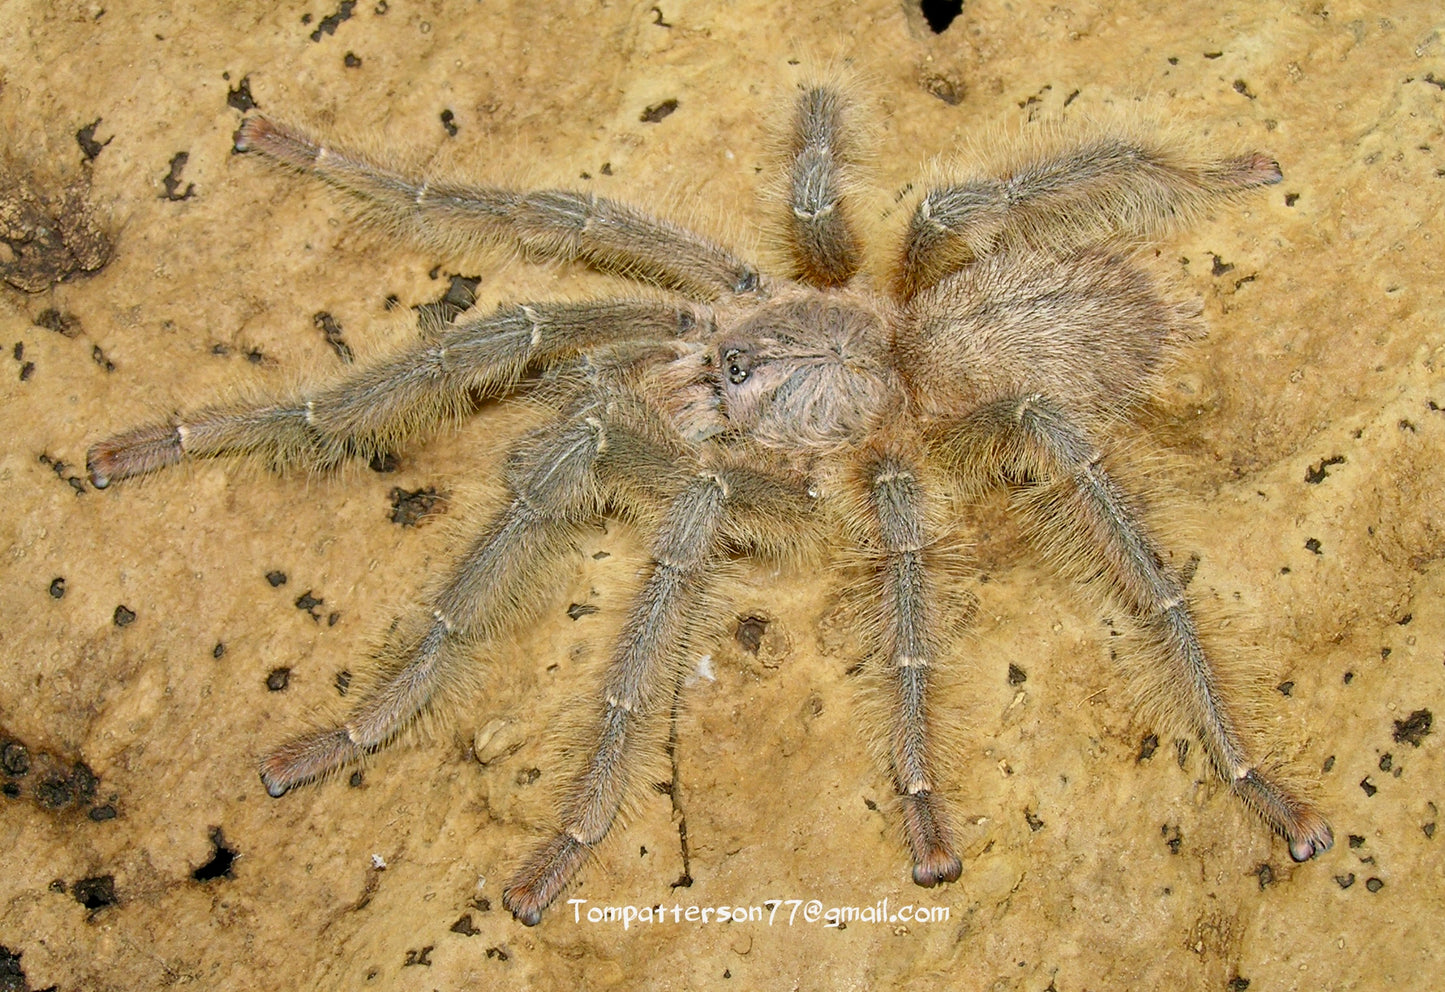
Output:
[{"left": 722, "top": 347, "right": 751, "bottom": 385}]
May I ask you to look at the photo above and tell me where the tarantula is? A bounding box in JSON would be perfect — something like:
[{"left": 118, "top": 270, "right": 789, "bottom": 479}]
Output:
[{"left": 87, "top": 81, "right": 1333, "bottom": 925}]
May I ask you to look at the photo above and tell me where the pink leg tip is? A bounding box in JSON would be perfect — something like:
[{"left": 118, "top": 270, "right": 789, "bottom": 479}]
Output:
[
  {"left": 901, "top": 791, "right": 962, "bottom": 887},
  {"left": 87, "top": 422, "right": 184, "bottom": 488},
  {"left": 503, "top": 833, "right": 591, "bottom": 925},
  {"left": 912, "top": 851, "right": 963, "bottom": 887},
  {"left": 259, "top": 727, "right": 362, "bottom": 798},
  {"left": 1287, "top": 816, "right": 1334, "bottom": 862}
]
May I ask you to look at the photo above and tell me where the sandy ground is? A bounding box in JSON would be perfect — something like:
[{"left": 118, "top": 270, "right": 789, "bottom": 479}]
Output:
[{"left": 1, "top": 0, "right": 1442, "bottom": 989}]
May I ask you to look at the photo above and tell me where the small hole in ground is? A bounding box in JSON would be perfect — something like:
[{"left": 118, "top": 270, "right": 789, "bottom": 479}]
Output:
[
  {"left": 72, "top": 875, "right": 116, "bottom": 910},
  {"left": 921, "top": 0, "right": 963, "bottom": 33},
  {"left": 192, "top": 827, "right": 237, "bottom": 881}
]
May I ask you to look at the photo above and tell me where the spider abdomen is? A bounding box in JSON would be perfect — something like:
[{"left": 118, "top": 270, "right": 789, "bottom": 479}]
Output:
[{"left": 897, "top": 251, "right": 1201, "bottom": 421}]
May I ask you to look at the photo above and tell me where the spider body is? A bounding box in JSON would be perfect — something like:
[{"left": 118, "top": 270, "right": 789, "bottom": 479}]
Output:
[
  {"left": 87, "top": 83, "right": 1332, "bottom": 926},
  {"left": 673, "top": 286, "right": 901, "bottom": 451}
]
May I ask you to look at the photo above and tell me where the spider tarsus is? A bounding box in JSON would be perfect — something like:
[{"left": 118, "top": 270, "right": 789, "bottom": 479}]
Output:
[
  {"left": 503, "top": 832, "right": 591, "bottom": 925},
  {"left": 1233, "top": 767, "right": 1334, "bottom": 862},
  {"left": 1288, "top": 824, "right": 1334, "bottom": 863},
  {"left": 911, "top": 839, "right": 964, "bottom": 887},
  {"left": 87, "top": 422, "right": 184, "bottom": 488},
  {"left": 233, "top": 116, "right": 268, "bottom": 154},
  {"left": 912, "top": 856, "right": 963, "bottom": 888},
  {"left": 1228, "top": 152, "right": 1284, "bottom": 187},
  {"left": 259, "top": 727, "right": 362, "bottom": 797},
  {"left": 235, "top": 116, "right": 321, "bottom": 170},
  {"left": 901, "top": 791, "right": 962, "bottom": 886}
]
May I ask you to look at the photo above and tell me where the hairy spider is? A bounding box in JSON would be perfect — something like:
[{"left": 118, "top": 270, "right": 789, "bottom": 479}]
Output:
[{"left": 87, "top": 81, "right": 1333, "bottom": 925}]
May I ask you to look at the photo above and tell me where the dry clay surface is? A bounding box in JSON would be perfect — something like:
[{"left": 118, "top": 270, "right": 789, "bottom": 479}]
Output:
[{"left": 1, "top": 1, "right": 1442, "bottom": 989}]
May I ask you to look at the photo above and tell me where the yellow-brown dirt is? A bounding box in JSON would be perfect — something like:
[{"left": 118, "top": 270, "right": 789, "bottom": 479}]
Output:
[{"left": 2, "top": 2, "right": 1441, "bottom": 989}]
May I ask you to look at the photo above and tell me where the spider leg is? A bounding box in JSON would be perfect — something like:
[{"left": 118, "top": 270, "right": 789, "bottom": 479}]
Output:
[
  {"left": 897, "top": 139, "right": 1282, "bottom": 298},
  {"left": 947, "top": 396, "right": 1333, "bottom": 862},
  {"left": 259, "top": 405, "right": 614, "bottom": 795},
  {"left": 783, "top": 85, "right": 862, "bottom": 288},
  {"left": 860, "top": 449, "right": 963, "bottom": 887},
  {"left": 503, "top": 462, "right": 814, "bottom": 925},
  {"left": 237, "top": 117, "right": 763, "bottom": 300},
  {"left": 87, "top": 299, "right": 700, "bottom": 484}
]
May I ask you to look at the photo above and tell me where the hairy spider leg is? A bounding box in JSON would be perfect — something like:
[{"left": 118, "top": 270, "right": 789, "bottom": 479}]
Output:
[
  {"left": 86, "top": 299, "right": 700, "bottom": 485},
  {"left": 784, "top": 85, "right": 863, "bottom": 288},
  {"left": 259, "top": 405, "right": 616, "bottom": 795},
  {"left": 862, "top": 450, "right": 963, "bottom": 886},
  {"left": 953, "top": 396, "right": 1333, "bottom": 862},
  {"left": 897, "top": 139, "right": 1283, "bottom": 299},
  {"left": 504, "top": 462, "right": 815, "bottom": 925},
  {"left": 236, "top": 117, "right": 764, "bottom": 299}
]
